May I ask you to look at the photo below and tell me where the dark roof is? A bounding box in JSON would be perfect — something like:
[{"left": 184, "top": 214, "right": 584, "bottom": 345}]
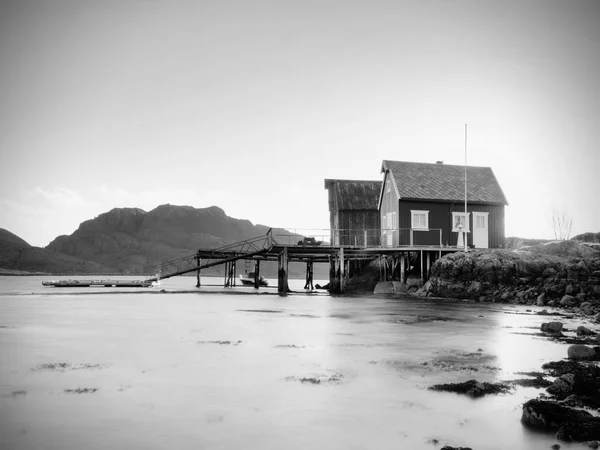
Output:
[
  {"left": 381, "top": 160, "right": 508, "bottom": 205},
  {"left": 324, "top": 179, "right": 382, "bottom": 210}
]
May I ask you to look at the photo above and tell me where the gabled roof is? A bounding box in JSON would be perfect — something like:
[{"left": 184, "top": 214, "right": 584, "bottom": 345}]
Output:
[
  {"left": 324, "top": 179, "right": 382, "bottom": 210},
  {"left": 380, "top": 160, "right": 508, "bottom": 205}
]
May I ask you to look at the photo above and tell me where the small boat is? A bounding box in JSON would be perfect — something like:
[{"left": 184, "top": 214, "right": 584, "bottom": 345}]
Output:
[{"left": 238, "top": 272, "right": 268, "bottom": 286}]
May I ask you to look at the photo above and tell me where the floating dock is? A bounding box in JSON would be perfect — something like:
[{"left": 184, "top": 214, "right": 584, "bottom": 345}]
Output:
[{"left": 42, "top": 279, "right": 153, "bottom": 288}]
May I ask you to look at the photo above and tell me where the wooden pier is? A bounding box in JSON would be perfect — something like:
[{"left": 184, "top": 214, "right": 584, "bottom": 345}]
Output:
[{"left": 147, "top": 229, "right": 461, "bottom": 294}]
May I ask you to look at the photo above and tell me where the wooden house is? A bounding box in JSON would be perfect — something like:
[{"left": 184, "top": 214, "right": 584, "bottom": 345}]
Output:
[
  {"left": 324, "top": 179, "right": 382, "bottom": 247},
  {"left": 379, "top": 160, "right": 508, "bottom": 248}
]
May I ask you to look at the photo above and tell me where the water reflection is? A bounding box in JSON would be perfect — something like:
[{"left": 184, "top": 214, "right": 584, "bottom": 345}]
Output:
[{"left": 0, "top": 277, "right": 595, "bottom": 450}]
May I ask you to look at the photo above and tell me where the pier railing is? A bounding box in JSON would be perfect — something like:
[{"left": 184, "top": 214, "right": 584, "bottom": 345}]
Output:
[{"left": 276, "top": 228, "right": 451, "bottom": 248}]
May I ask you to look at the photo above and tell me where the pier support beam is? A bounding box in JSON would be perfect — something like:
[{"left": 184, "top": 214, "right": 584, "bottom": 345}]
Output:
[
  {"left": 420, "top": 250, "right": 424, "bottom": 286},
  {"left": 427, "top": 252, "right": 431, "bottom": 279},
  {"left": 196, "top": 255, "right": 201, "bottom": 288},
  {"left": 339, "top": 247, "right": 346, "bottom": 293},
  {"left": 304, "top": 260, "right": 314, "bottom": 290},
  {"left": 400, "top": 254, "right": 405, "bottom": 284},
  {"left": 254, "top": 260, "right": 261, "bottom": 289},
  {"left": 277, "top": 247, "right": 289, "bottom": 295},
  {"left": 224, "top": 260, "right": 236, "bottom": 287}
]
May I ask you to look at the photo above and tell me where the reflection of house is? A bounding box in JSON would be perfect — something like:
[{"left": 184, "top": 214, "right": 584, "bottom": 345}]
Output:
[
  {"left": 379, "top": 160, "right": 508, "bottom": 248},
  {"left": 324, "top": 179, "right": 382, "bottom": 247}
]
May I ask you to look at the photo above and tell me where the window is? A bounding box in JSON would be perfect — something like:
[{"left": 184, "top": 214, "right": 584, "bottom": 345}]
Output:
[
  {"left": 475, "top": 214, "right": 486, "bottom": 229},
  {"left": 452, "top": 212, "right": 470, "bottom": 232},
  {"left": 411, "top": 210, "right": 429, "bottom": 230},
  {"left": 386, "top": 179, "right": 391, "bottom": 193}
]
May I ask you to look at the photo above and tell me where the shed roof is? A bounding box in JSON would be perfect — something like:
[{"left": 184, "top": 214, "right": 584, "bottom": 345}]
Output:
[
  {"left": 324, "top": 179, "right": 382, "bottom": 210},
  {"left": 381, "top": 160, "right": 508, "bottom": 205}
]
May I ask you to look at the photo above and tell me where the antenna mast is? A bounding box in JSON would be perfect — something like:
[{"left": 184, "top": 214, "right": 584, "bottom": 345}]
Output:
[{"left": 464, "top": 124, "right": 468, "bottom": 252}]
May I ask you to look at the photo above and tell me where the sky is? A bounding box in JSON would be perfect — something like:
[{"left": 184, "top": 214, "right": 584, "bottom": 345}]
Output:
[{"left": 0, "top": 0, "right": 599, "bottom": 247}]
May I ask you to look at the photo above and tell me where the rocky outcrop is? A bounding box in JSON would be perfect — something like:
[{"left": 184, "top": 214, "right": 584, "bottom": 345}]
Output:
[{"left": 423, "top": 241, "right": 600, "bottom": 316}]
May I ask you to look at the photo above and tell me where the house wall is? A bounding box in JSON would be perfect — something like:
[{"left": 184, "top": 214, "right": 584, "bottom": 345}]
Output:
[
  {"left": 397, "top": 200, "right": 505, "bottom": 248},
  {"left": 337, "top": 210, "right": 381, "bottom": 246},
  {"left": 380, "top": 173, "right": 399, "bottom": 246}
]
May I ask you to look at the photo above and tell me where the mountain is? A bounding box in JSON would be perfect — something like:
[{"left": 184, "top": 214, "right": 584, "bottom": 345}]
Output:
[
  {"left": 0, "top": 228, "right": 113, "bottom": 275},
  {"left": 45, "top": 204, "right": 297, "bottom": 275}
]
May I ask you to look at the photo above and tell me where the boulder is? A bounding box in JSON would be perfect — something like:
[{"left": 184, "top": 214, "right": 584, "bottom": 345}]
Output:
[
  {"left": 541, "top": 322, "right": 564, "bottom": 333},
  {"left": 536, "top": 292, "right": 546, "bottom": 306},
  {"left": 546, "top": 373, "right": 575, "bottom": 398},
  {"left": 521, "top": 399, "right": 600, "bottom": 441},
  {"left": 560, "top": 295, "right": 576, "bottom": 307},
  {"left": 567, "top": 344, "right": 596, "bottom": 360},
  {"left": 576, "top": 326, "right": 595, "bottom": 336}
]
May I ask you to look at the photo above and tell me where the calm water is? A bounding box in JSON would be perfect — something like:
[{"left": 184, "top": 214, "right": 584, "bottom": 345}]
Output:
[{"left": 0, "top": 275, "right": 597, "bottom": 450}]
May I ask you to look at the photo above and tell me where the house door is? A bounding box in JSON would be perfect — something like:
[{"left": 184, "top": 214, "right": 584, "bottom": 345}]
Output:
[{"left": 473, "top": 212, "right": 489, "bottom": 248}]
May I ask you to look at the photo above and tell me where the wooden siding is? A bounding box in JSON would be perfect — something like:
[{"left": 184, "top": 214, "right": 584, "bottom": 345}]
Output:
[
  {"left": 397, "top": 200, "right": 505, "bottom": 248},
  {"left": 337, "top": 210, "right": 381, "bottom": 246}
]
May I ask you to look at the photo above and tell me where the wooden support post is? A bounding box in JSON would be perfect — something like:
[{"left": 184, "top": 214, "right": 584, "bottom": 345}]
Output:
[
  {"left": 329, "top": 255, "right": 335, "bottom": 292},
  {"left": 196, "top": 255, "right": 201, "bottom": 288},
  {"left": 254, "top": 260, "right": 260, "bottom": 289},
  {"left": 278, "top": 247, "right": 289, "bottom": 295},
  {"left": 304, "top": 260, "right": 314, "bottom": 290},
  {"left": 420, "top": 250, "right": 424, "bottom": 285},
  {"left": 364, "top": 230, "right": 368, "bottom": 248},
  {"left": 400, "top": 254, "right": 405, "bottom": 284},
  {"left": 427, "top": 252, "right": 431, "bottom": 279},
  {"left": 339, "top": 247, "right": 345, "bottom": 293}
]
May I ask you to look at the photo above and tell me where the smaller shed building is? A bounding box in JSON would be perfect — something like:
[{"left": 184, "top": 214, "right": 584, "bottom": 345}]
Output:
[{"left": 324, "top": 179, "right": 382, "bottom": 247}]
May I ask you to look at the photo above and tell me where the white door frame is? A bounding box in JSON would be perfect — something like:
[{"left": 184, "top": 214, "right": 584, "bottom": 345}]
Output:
[{"left": 473, "top": 212, "right": 489, "bottom": 248}]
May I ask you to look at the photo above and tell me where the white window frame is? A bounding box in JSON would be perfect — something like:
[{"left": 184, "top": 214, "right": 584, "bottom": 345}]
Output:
[
  {"left": 452, "top": 212, "right": 470, "bottom": 232},
  {"left": 386, "top": 179, "right": 391, "bottom": 193},
  {"left": 474, "top": 211, "right": 489, "bottom": 229},
  {"left": 411, "top": 210, "right": 429, "bottom": 230}
]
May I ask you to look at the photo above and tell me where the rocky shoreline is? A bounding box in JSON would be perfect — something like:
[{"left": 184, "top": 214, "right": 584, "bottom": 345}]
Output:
[{"left": 421, "top": 241, "right": 600, "bottom": 320}]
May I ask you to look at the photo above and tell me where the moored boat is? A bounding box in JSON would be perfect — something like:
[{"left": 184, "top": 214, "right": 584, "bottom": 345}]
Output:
[{"left": 238, "top": 272, "right": 268, "bottom": 286}]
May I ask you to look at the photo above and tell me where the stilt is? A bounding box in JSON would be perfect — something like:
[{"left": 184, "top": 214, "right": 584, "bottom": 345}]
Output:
[
  {"left": 278, "top": 247, "right": 289, "bottom": 295},
  {"left": 339, "top": 247, "right": 345, "bottom": 293},
  {"left": 196, "top": 255, "right": 201, "bottom": 288},
  {"left": 254, "top": 260, "right": 261, "bottom": 289},
  {"left": 400, "top": 253, "right": 405, "bottom": 284},
  {"left": 420, "top": 250, "right": 424, "bottom": 285},
  {"left": 224, "top": 260, "right": 237, "bottom": 287},
  {"left": 427, "top": 252, "right": 431, "bottom": 279},
  {"left": 304, "top": 260, "right": 314, "bottom": 290},
  {"left": 329, "top": 255, "right": 336, "bottom": 292}
]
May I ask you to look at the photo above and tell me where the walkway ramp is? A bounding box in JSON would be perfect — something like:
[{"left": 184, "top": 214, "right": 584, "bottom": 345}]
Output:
[{"left": 146, "top": 230, "right": 275, "bottom": 282}]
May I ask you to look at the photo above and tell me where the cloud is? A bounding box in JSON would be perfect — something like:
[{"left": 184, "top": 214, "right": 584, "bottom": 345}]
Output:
[{"left": 33, "top": 187, "right": 88, "bottom": 207}]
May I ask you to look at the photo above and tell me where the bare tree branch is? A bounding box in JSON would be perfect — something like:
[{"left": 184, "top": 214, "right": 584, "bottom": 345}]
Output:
[{"left": 551, "top": 209, "right": 573, "bottom": 241}]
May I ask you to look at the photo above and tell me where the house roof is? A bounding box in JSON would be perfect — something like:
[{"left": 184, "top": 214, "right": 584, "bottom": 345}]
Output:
[
  {"left": 324, "top": 179, "right": 382, "bottom": 210},
  {"left": 381, "top": 160, "right": 508, "bottom": 205}
]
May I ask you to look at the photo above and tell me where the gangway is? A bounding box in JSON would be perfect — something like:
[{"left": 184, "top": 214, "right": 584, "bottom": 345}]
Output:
[{"left": 146, "top": 229, "right": 275, "bottom": 282}]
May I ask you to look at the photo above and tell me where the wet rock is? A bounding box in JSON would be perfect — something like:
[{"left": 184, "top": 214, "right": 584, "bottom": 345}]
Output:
[
  {"left": 521, "top": 399, "right": 600, "bottom": 441},
  {"left": 577, "top": 326, "right": 596, "bottom": 336},
  {"left": 560, "top": 394, "right": 584, "bottom": 407},
  {"left": 508, "top": 376, "right": 552, "bottom": 389},
  {"left": 560, "top": 295, "right": 576, "bottom": 307},
  {"left": 64, "top": 388, "right": 98, "bottom": 394},
  {"left": 428, "top": 379, "right": 513, "bottom": 397},
  {"left": 440, "top": 446, "right": 473, "bottom": 450},
  {"left": 546, "top": 374, "right": 575, "bottom": 398},
  {"left": 285, "top": 372, "right": 344, "bottom": 385},
  {"left": 567, "top": 344, "right": 596, "bottom": 360},
  {"left": 537, "top": 293, "right": 546, "bottom": 305},
  {"left": 589, "top": 441, "right": 599, "bottom": 449},
  {"left": 542, "top": 322, "right": 564, "bottom": 333}
]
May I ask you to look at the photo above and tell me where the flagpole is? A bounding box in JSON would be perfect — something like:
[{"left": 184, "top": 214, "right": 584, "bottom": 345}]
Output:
[{"left": 464, "top": 124, "right": 468, "bottom": 252}]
